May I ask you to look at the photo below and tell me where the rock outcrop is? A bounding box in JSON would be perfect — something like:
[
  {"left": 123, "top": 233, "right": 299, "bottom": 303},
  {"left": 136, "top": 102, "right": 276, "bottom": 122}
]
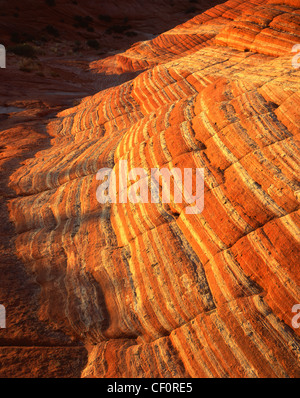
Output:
[
  {"left": 0, "top": 0, "right": 225, "bottom": 53},
  {"left": 1, "top": 0, "right": 300, "bottom": 377}
]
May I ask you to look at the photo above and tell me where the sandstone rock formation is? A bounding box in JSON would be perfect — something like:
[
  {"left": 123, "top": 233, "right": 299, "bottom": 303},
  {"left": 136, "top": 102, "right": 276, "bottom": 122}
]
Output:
[
  {"left": 0, "top": 0, "right": 225, "bottom": 54},
  {"left": 0, "top": 0, "right": 300, "bottom": 377}
]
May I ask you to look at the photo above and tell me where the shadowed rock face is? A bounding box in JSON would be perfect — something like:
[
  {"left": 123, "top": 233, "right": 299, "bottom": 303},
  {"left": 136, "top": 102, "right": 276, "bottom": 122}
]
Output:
[
  {"left": 0, "top": 0, "right": 225, "bottom": 51},
  {"left": 1, "top": 0, "right": 300, "bottom": 377}
]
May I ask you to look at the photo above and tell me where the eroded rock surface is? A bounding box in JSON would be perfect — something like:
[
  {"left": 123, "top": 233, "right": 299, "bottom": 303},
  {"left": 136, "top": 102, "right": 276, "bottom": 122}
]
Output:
[{"left": 1, "top": 0, "right": 300, "bottom": 377}]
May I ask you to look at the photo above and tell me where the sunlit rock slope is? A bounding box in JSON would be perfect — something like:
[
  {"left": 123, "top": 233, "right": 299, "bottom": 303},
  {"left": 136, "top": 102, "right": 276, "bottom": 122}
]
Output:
[{"left": 1, "top": 0, "right": 300, "bottom": 377}]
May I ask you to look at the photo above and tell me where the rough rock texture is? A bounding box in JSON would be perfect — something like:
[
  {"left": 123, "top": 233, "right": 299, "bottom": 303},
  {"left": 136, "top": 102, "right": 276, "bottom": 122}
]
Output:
[
  {"left": 1, "top": 0, "right": 300, "bottom": 377},
  {"left": 0, "top": 0, "right": 225, "bottom": 53}
]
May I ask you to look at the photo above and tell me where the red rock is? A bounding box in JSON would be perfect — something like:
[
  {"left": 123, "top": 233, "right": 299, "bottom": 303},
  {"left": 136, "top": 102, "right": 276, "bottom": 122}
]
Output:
[{"left": 0, "top": 0, "right": 300, "bottom": 377}]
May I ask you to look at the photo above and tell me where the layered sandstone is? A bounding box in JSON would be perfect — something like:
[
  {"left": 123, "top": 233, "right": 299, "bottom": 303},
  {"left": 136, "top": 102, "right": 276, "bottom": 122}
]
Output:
[
  {"left": 0, "top": 0, "right": 224, "bottom": 54},
  {"left": 1, "top": 0, "right": 300, "bottom": 377}
]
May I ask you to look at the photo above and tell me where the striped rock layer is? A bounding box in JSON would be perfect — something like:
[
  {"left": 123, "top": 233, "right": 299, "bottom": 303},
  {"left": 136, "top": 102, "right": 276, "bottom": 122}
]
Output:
[{"left": 5, "top": 0, "right": 300, "bottom": 377}]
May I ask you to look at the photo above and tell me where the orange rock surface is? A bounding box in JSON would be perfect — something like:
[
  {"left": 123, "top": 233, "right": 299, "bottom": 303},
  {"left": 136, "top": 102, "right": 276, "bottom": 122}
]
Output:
[{"left": 0, "top": 0, "right": 300, "bottom": 377}]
